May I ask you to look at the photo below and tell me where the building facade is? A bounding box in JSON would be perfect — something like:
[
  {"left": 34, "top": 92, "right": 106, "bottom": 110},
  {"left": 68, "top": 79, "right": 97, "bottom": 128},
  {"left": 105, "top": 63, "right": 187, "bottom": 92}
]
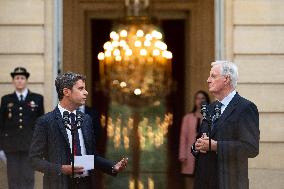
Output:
[{"left": 0, "top": 0, "right": 283, "bottom": 188}]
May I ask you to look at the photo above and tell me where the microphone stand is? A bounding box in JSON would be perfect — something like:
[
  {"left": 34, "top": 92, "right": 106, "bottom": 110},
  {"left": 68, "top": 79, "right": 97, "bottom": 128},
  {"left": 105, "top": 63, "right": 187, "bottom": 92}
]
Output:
[
  {"left": 62, "top": 112, "right": 82, "bottom": 189},
  {"left": 208, "top": 119, "right": 212, "bottom": 151},
  {"left": 211, "top": 104, "right": 221, "bottom": 151},
  {"left": 201, "top": 104, "right": 212, "bottom": 151},
  {"left": 206, "top": 116, "right": 213, "bottom": 151},
  {"left": 201, "top": 104, "right": 220, "bottom": 151}
]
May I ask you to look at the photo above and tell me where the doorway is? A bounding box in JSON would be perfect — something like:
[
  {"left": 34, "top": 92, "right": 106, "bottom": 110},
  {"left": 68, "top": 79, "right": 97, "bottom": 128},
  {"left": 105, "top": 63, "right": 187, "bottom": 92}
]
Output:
[{"left": 90, "top": 18, "right": 186, "bottom": 189}]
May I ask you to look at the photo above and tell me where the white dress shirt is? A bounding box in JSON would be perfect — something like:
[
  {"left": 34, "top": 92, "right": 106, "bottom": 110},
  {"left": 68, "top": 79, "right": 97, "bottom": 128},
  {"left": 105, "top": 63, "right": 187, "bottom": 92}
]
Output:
[
  {"left": 15, "top": 88, "right": 28, "bottom": 101},
  {"left": 58, "top": 103, "right": 88, "bottom": 177},
  {"left": 78, "top": 105, "right": 86, "bottom": 113},
  {"left": 219, "top": 90, "right": 236, "bottom": 114}
]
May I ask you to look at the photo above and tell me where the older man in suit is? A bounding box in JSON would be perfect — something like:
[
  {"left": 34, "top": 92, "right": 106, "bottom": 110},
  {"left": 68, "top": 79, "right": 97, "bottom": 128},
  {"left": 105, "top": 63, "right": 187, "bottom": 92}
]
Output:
[
  {"left": 0, "top": 67, "right": 44, "bottom": 189},
  {"left": 192, "top": 61, "right": 260, "bottom": 189},
  {"left": 29, "top": 72, "right": 127, "bottom": 189}
]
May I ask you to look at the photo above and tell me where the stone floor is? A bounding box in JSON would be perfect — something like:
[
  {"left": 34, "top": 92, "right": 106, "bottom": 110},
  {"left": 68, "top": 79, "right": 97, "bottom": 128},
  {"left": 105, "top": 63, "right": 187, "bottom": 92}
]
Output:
[
  {"left": 0, "top": 161, "right": 7, "bottom": 189},
  {"left": 0, "top": 161, "right": 283, "bottom": 189},
  {"left": 0, "top": 161, "right": 42, "bottom": 189}
]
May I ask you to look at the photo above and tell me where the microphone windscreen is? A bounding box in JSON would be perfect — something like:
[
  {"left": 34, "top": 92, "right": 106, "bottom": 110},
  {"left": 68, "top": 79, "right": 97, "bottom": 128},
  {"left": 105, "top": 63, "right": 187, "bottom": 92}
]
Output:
[
  {"left": 63, "top": 111, "right": 69, "bottom": 125},
  {"left": 201, "top": 100, "right": 208, "bottom": 106},
  {"left": 63, "top": 111, "right": 68, "bottom": 114},
  {"left": 76, "top": 114, "right": 83, "bottom": 127},
  {"left": 200, "top": 102, "right": 208, "bottom": 119}
]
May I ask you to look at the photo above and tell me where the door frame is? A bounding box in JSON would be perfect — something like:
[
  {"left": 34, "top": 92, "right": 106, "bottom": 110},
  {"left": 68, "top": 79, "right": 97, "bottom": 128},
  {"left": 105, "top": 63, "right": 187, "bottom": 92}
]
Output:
[{"left": 62, "top": 0, "right": 215, "bottom": 111}]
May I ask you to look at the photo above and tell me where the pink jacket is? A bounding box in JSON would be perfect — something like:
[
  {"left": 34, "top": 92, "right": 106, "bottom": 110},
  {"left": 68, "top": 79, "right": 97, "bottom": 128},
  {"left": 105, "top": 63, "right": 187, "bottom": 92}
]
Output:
[{"left": 179, "top": 113, "right": 199, "bottom": 174}]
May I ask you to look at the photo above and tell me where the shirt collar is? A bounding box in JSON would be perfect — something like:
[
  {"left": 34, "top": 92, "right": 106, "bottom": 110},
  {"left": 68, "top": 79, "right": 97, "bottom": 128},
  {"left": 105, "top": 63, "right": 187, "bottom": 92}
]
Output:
[
  {"left": 220, "top": 90, "right": 236, "bottom": 107},
  {"left": 15, "top": 88, "right": 28, "bottom": 100},
  {"left": 58, "top": 103, "right": 77, "bottom": 117},
  {"left": 78, "top": 105, "right": 85, "bottom": 113}
]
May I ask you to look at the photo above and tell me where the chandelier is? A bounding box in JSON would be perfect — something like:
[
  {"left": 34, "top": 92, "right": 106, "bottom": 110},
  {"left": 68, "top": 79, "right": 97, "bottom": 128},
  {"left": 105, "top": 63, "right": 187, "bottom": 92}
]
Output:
[{"left": 97, "top": 0, "right": 173, "bottom": 107}]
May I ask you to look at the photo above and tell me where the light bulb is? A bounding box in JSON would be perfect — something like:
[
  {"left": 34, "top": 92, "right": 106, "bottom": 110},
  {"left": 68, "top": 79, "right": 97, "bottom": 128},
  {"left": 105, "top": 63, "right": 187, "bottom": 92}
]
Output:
[
  {"left": 144, "top": 40, "right": 151, "bottom": 47},
  {"left": 134, "top": 88, "right": 142, "bottom": 95},
  {"left": 105, "top": 51, "right": 111, "bottom": 57},
  {"left": 125, "top": 49, "right": 133, "bottom": 56},
  {"left": 152, "top": 49, "right": 160, "bottom": 56},
  {"left": 120, "top": 82, "right": 127, "bottom": 88},
  {"left": 113, "top": 49, "right": 120, "bottom": 56},
  {"left": 145, "top": 34, "right": 152, "bottom": 41},
  {"left": 97, "top": 52, "right": 105, "bottom": 60},
  {"left": 134, "top": 40, "right": 142, "bottom": 47},
  {"left": 136, "top": 30, "right": 144, "bottom": 37},
  {"left": 112, "top": 41, "right": 119, "bottom": 47},
  {"left": 115, "top": 56, "right": 122, "bottom": 61},
  {"left": 103, "top": 41, "right": 112, "bottom": 50},
  {"left": 120, "top": 30, "right": 127, "bottom": 37},
  {"left": 140, "top": 49, "right": 147, "bottom": 56}
]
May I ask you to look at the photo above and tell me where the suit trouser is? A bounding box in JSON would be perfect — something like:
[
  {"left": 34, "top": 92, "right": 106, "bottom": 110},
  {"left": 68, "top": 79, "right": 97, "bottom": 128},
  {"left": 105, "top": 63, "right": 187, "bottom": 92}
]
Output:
[
  {"left": 6, "top": 152, "right": 34, "bottom": 189},
  {"left": 68, "top": 176, "right": 92, "bottom": 189}
]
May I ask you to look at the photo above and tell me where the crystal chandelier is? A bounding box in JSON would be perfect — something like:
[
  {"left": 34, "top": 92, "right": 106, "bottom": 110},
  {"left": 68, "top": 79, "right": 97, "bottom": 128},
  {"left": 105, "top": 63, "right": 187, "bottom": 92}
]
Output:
[{"left": 97, "top": 0, "right": 173, "bottom": 107}]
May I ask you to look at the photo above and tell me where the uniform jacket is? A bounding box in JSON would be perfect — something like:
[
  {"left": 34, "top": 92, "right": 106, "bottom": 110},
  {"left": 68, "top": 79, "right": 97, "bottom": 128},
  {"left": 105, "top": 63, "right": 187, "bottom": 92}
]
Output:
[
  {"left": 29, "top": 107, "right": 115, "bottom": 189},
  {"left": 0, "top": 91, "right": 44, "bottom": 152},
  {"left": 179, "top": 113, "right": 198, "bottom": 174},
  {"left": 194, "top": 93, "right": 259, "bottom": 189}
]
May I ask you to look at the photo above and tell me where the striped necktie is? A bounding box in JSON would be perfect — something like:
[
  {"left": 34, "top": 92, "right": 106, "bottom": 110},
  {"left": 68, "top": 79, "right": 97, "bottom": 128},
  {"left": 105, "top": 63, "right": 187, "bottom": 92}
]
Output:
[{"left": 69, "top": 113, "right": 82, "bottom": 156}]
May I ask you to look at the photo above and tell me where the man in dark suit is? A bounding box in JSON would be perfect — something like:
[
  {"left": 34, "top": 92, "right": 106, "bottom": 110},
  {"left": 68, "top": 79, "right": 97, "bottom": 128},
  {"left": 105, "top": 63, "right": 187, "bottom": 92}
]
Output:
[
  {"left": 0, "top": 67, "right": 44, "bottom": 189},
  {"left": 29, "top": 72, "right": 127, "bottom": 189},
  {"left": 192, "top": 61, "right": 259, "bottom": 189}
]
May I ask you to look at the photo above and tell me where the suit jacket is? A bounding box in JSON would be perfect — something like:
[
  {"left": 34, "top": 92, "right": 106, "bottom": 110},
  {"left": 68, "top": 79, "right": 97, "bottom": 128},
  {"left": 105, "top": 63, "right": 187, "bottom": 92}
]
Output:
[
  {"left": 29, "top": 107, "right": 115, "bottom": 189},
  {"left": 194, "top": 93, "right": 259, "bottom": 189},
  {"left": 179, "top": 113, "right": 199, "bottom": 174},
  {"left": 0, "top": 91, "right": 44, "bottom": 152}
]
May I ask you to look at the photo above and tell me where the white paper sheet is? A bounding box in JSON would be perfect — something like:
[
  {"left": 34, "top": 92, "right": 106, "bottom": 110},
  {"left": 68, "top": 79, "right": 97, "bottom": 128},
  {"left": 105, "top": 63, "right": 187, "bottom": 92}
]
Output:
[{"left": 74, "top": 155, "right": 94, "bottom": 171}]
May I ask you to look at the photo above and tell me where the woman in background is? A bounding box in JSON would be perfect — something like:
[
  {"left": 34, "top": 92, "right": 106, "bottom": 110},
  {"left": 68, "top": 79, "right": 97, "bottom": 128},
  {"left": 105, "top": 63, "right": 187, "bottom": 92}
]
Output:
[{"left": 179, "top": 90, "right": 210, "bottom": 189}]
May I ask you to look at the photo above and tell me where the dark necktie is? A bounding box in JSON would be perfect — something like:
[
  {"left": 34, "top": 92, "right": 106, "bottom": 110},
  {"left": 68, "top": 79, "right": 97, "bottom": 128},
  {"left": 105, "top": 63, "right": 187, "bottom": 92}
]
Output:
[
  {"left": 69, "top": 113, "right": 82, "bottom": 156},
  {"left": 216, "top": 101, "right": 223, "bottom": 115},
  {"left": 20, "top": 94, "right": 24, "bottom": 102}
]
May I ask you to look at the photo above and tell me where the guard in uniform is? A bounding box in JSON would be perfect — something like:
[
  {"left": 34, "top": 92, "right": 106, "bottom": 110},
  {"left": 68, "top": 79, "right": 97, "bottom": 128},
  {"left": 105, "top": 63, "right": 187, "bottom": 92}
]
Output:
[{"left": 0, "top": 67, "right": 44, "bottom": 189}]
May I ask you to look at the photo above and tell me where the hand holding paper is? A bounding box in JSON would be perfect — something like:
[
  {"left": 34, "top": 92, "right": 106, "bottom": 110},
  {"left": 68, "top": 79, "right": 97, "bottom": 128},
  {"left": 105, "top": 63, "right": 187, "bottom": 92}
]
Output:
[{"left": 74, "top": 155, "right": 94, "bottom": 171}]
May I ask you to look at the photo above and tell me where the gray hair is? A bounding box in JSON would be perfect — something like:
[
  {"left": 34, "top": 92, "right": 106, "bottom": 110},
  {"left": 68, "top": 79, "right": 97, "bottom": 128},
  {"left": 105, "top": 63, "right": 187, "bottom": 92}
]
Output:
[
  {"left": 55, "top": 72, "right": 86, "bottom": 100},
  {"left": 211, "top": 60, "right": 238, "bottom": 89}
]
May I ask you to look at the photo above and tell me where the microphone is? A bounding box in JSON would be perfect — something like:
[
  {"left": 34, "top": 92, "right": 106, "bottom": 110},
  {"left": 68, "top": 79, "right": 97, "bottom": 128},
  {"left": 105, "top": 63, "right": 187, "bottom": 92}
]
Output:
[
  {"left": 63, "top": 111, "right": 70, "bottom": 126},
  {"left": 76, "top": 114, "right": 83, "bottom": 128},
  {"left": 214, "top": 103, "right": 221, "bottom": 120},
  {"left": 200, "top": 101, "right": 208, "bottom": 119}
]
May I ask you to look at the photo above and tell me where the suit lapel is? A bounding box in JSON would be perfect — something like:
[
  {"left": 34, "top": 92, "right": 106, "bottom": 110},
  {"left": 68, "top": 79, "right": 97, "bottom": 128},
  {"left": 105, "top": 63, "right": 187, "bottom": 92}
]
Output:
[
  {"left": 54, "top": 108, "right": 91, "bottom": 153},
  {"left": 54, "top": 107, "right": 70, "bottom": 146},
  {"left": 76, "top": 110, "right": 91, "bottom": 153},
  {"left": 25, "top": 90, "right": 31, "bottom": 102},
  {"left": 211, "top": 93, "right": 241, "bottom": 136},
  {"left": 77, "top": 110, "right": 87, "bottom": 137},
  {"left": 12, "top": 92, "right": 19, "bottom": 102}
]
